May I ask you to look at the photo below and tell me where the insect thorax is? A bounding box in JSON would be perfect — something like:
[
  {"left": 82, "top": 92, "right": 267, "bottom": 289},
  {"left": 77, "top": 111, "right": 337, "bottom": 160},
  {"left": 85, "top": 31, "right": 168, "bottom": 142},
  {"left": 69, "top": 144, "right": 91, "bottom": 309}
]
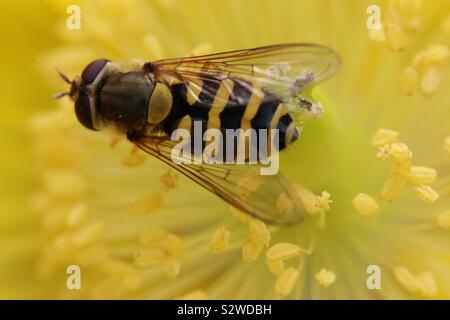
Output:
[{"left": 96, "top": 71, "right": 156, "bottom": 132}]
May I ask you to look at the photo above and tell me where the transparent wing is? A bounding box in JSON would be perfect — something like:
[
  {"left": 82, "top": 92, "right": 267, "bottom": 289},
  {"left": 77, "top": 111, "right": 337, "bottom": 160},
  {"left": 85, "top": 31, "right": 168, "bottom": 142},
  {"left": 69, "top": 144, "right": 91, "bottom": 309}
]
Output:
[
  {"left": 132, "top": 136, "right": 306, "bottom": 226},
  {"left": 145, "top": 43, "right": 341, "bottom": 108}
]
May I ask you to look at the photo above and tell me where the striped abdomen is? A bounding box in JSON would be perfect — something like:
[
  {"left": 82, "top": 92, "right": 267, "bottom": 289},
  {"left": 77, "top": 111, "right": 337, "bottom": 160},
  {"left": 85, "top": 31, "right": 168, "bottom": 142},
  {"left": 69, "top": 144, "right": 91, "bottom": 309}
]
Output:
[{"left": 161, "top": 77, "right": 299, "bottom": 158}]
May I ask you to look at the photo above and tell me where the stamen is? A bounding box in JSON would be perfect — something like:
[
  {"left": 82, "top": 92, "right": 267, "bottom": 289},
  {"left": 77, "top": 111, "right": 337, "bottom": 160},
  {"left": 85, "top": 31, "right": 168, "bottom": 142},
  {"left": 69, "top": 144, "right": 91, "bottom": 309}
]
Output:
[
  {"left": 266, "top": 258, "right": 284, "bottom": 276},
  {"left": 352, "top": 193, "right": 379, "bottom": 217},
  {"left": 394, "top": 266, "right": 419, "bottom": 293},
  {"left": 399, "top": 67, "right": 418, "bottom": 95},
  {"left": 414, "top": 185, "right": 440, "bottom": 203},
  {"left": 242, "top": 233, "right": 264, "bottom": 263},
  {"left": 159, "top": 233, "right": 186, "bottom": 256},
  {"left": 421, "top": 65, "right": 441, "bottom": 96},
  {"left": 209, "top": 226, "right": 230, "bottom": 253},
  {"left": 444, "top": 136, "right": 450, "bottom": 155},
  {"left": 71, "top": 222, "right": 105, "bottom": 247},
  {"left": 276, "top": 192, "right": 294, "bottom": 215},
  {"left": 377, "top": 144, "right": 391, "bottom": 161},
  {"left": 315, "top": 268, "right": 336, "bottom": 287},
  {"left": 66, "top": 203, "right": 89, "bottom": 228},
  {"left": 316, "top": 191, "right": 332, "bottom": 211},
  {"left": 248, "top": 219, "right": 271, "bottom": 247},
  {"left": 138, "top": 228, "right": 167, "bottom": 246},
  {"left": 43, "top": 170, "right": 88, "bottom": 199},
  {"left": 424, "top": 45, "right": 449, "bottom": 65},
  {"left": 437, "top": 210, "right": 450, "bottom": 229},
  {"left": 266, "top": 243, "right": 303, "bottom": 261},
  {"left": 289, "top": 184, "right": 319, "bottom": 215},
  {"left": 230, "top": 207, "right": 253, "bottom": 224},
  {"left": 406, "top": 166, "right": 437, "bottom": 185},
  {"left": 380, "top": 170, "right": 406, "bottom": 202},
  {"left": 102, "top": 259, "right": 141, "bottom": 289},
  {"left": 122, "top": 146, "right": 147, "bottom": 168},
  {"left": 110, "top": 135, "right": 122, "bottom": 148},
  {"left": 394, "top": 267, "right": 436, "bottom": 296},
  {"left": 390, "top": 0, "right": 422, "bottom": 32},
  {"left": 236, "top": 175, "right": 264, "bottom": 199},
  {"left": 385, "top": 23, "right": 406, "bottom": 52},
  {"left": 372, "top": 128, "right": 399, "bottom": 147},
  {"left": 389, "top": 143, "right": 412, "bottom": 163},
  {"left": 160, "top": 169, "right": 179, "bottom": 192},
  {"left": 164, "top": 255, "right": 180, "bottom": 278},
  {"left": 275, "top": 268, "right": 299, "bottom": 297},
  {"left": 134, "top": 248, "right": 166, "bottom": 266},
  {"left": 369, "top": 27, "right": 386, "bottom": 42},
  {"left": 415, "top": 271, "right": 437, "bottom": 297},
  {"left": 128, "top": 192, "right": 163, "bottom": 216}
]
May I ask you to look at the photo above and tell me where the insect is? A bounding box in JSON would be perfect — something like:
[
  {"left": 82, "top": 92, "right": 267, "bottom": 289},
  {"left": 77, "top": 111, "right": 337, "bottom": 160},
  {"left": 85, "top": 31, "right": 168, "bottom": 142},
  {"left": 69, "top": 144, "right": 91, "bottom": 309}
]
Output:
[{"left": 58, "top": 43, "right": 340, "bottom": 226}]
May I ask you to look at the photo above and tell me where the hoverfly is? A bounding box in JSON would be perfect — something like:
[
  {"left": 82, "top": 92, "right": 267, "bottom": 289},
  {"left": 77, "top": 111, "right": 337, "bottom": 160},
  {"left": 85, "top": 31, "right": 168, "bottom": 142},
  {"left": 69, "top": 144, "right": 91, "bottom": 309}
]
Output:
[{"left": 58, "top": 44, "right": 340, "bottom": 226}]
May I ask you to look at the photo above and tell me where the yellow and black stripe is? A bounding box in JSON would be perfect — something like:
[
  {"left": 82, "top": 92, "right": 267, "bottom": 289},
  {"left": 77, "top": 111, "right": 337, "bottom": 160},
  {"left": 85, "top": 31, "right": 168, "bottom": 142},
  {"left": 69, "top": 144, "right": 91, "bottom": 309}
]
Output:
[{"left": 161, "top": 77, "right": 299, "bottom": 156}]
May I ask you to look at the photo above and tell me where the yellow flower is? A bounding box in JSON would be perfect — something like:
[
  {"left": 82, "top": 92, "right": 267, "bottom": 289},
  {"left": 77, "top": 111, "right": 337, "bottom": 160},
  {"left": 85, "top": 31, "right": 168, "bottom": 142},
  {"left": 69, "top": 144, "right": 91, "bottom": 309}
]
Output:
[{"left": 1, "top": 0, "right": 450, "bottom": 299}]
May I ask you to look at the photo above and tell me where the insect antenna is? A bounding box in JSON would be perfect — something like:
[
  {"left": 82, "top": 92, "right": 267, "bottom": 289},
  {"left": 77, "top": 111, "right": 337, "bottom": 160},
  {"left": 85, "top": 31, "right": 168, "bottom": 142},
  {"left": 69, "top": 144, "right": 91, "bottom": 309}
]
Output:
[
  {"left": 52, "top": 92, "right": 69, "bottom": 99},
  {"left": 57, "top": 69, "right": 71, "bottom": 84},
  {"left": 53, "top": 69, "right": 77, "bottom": 100}
]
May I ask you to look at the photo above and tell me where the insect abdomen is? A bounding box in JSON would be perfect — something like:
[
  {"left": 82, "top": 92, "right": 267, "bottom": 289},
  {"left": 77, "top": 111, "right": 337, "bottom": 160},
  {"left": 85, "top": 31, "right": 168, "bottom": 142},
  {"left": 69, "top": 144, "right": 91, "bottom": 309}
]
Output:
[{"left": 162, "top": 78, "right": 299, "bottom": 151}]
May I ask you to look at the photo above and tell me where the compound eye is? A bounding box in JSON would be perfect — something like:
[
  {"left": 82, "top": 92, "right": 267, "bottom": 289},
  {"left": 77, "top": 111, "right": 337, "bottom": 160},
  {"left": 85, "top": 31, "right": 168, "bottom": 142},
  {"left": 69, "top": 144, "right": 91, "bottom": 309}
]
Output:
[
  {"left": 75, "top": 92, "right": 97, "bottom": 130},
  {"left": 81, "top": 59, "right": 109, "bottom": 84}
]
